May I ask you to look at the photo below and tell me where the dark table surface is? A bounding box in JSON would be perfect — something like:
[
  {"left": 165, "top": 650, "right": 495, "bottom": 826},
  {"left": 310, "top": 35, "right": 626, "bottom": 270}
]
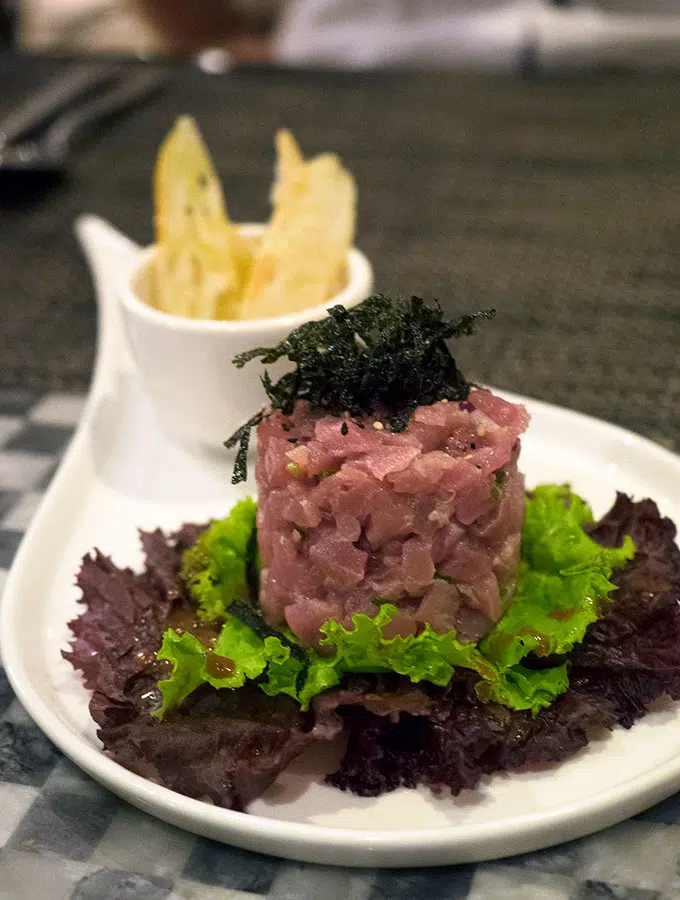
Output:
[
  {"left": 1, "top": 52, "right": 680, "bottom": 900},
  {"left": 1, "top": 53, "right": 679, "bottom": 449}
]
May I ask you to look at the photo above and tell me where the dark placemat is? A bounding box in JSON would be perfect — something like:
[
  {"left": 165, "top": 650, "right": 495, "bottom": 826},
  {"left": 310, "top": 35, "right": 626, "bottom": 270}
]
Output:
[{"left": 0, "top": 54, "right": 678, "bottom": 447}]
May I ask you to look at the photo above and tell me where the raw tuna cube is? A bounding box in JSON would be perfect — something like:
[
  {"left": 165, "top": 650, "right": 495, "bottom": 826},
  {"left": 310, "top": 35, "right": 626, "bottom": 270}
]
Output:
[{"left": 256, "top": 390, "right": 529, "bottom": 646}]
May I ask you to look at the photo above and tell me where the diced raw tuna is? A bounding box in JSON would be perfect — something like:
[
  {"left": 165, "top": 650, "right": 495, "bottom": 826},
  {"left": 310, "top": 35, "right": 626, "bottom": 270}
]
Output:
[{"left": 256, "top": 391, "right": 529, "bottom": 646}]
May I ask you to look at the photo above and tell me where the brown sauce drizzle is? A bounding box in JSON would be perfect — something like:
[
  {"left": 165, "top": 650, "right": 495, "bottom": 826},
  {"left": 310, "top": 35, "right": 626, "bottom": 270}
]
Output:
[
  {"left": 167, "top": 607, "right": 233, "bottom": 678},
  {"left": 518, "top": 628, "right": 550, "bottom": 656},
  {"left": 205, "top": 652, "right": 236, "bottom": 679},
  {"left": 130, "top": 642, "right": 172, "bottom": 678},
  {"left": 133, "top": 648, "right": 158, "bottom": 668},
  {"left": 167, "top": 607, "right": 219, "bottom": 649},
  {"left": 548, "top": 607, "right": 576, "bottom": 622}
]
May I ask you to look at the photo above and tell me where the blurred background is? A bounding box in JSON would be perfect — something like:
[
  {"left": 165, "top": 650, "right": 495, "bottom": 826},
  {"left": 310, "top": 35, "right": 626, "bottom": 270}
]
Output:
[
  {"left": 1, "top": 0, "right": 680, "bottom": 442},
  {"left": 2, "top": 0, "right": 680, "bottom": 72}
]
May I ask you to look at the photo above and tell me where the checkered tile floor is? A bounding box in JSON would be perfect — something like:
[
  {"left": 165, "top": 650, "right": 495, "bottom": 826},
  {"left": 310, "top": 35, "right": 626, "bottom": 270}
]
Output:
[{"left": 2, "top": 389, "right": 680, "bottom": 900}]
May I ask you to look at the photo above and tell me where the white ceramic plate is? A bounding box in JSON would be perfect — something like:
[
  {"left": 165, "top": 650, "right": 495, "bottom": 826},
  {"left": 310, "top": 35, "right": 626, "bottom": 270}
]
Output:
[{"left": 2, "top": 216, "right": 680, "bottom": 869}]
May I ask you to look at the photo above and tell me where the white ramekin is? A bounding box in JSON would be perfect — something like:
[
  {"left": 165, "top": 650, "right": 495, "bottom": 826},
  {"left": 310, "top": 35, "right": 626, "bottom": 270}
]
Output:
[{"left": 119, "top": 224, "right": 374, "bottom": 454}]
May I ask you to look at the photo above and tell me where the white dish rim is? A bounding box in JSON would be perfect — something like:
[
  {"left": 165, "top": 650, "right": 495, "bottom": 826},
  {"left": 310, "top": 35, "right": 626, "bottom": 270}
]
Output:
[{"left": 2, "top": 215, "right": 680, "bottom": 868}]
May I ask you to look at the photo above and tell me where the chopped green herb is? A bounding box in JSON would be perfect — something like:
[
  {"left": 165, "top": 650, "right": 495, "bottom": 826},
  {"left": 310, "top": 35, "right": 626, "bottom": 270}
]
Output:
[
  {"left": 435, "top": 573, "right": 455, "bottom": 584},
  {"left": 492, "top": 469, "right": 506, "bottom": 500}
]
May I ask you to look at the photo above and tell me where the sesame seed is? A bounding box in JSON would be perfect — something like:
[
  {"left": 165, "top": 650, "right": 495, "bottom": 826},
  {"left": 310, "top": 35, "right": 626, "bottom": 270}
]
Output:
[
  {"left": 292, "top": 529, "right": 302, "bottom": 543},
  {"left": 440, "top": 398, "right": 448, "bottom": 404},
  {"left": 477, "top": 426, "right": 486, "bottom": 436},
  {"left": 373, "top": 421, "right": 384, "bottom": 430}
]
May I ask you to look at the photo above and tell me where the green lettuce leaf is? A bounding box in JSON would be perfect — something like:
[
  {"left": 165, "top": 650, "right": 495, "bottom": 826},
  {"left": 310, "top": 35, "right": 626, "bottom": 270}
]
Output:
[
  {"left": 154, "top": 612, "right": 294, "bottom": 718},
  {"left": 180, "top": 498, "right": 257, "bottom": 621},
  {"left": 480, "top": 484, "right": 635, "bottom": 669},
  {"left": 262, "top": 603, "right": 496, "bottom": 709},
  {"left": 156, "top": 485, "right": 635, "bottom": 718},
  {"left": 304, "top": 604, "right": 567, "bottom": 714},
  {"left": 476, "top": 662, "right": 570, "bottom": 710},
  {"left": 155, "top": 603, "right": 564, "bottom": 717},
  {"left": 319, "top": 604, "right": 492, "bottom": 681}
]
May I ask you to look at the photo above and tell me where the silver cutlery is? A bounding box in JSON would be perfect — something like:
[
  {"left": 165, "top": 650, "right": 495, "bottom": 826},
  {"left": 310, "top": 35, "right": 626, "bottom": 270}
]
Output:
[{"left": 0, "top": 65, "right": 166, "bottom": 177}]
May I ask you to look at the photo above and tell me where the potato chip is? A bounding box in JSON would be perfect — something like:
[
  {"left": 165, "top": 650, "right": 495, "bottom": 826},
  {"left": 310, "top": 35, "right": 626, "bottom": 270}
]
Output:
[
  {"left": 149, "top": 121, "right": 357, "bottom": 321},
  {"left": 269, "top": 128, "right": 304, "bottom": 211},
  {"left": 152, "top": 116, "right": 250, "bottom": 319},
  {"left": 239, "top": 129, "right": 357, "bottom": 320}
]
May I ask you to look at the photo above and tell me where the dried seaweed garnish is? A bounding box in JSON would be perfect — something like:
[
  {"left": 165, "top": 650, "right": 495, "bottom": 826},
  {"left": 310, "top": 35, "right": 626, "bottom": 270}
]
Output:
[
  {"left": 225, "top": 295, "right": 495, "bottom": 483},
  {"left": 224, "top": 410, "right": 264, "bottom": 484}
]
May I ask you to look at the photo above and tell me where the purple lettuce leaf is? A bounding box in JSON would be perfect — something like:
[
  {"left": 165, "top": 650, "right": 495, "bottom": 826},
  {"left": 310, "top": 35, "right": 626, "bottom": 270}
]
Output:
[
  {"left": 63, "top": 495, "right": 680, "bottom": 809},
  {"left": 64, "top": 526, "right": 314, "bottom": 809}
]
